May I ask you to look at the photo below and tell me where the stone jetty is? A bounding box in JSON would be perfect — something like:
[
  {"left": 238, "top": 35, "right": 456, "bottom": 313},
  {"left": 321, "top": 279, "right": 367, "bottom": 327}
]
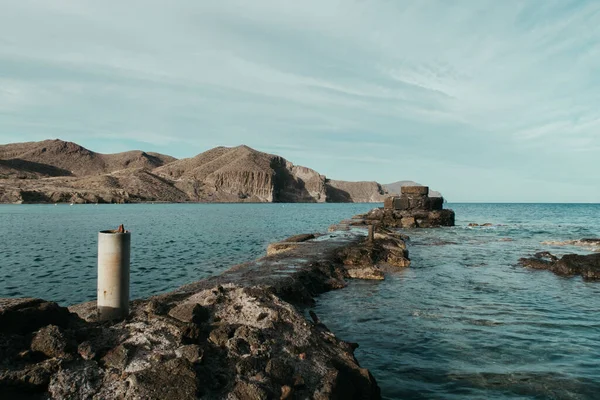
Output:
[{"left": 0, "top": 198, "right": 444, "bottom": 399}]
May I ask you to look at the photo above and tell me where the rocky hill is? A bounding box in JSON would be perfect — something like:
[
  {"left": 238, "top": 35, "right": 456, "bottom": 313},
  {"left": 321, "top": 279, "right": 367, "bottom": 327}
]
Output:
[
  {"left": 0, "top": 139, "right": 429, "bottom": 204},
  {"left": 0, "top": 139, "right": 176, "bottom": 178}
]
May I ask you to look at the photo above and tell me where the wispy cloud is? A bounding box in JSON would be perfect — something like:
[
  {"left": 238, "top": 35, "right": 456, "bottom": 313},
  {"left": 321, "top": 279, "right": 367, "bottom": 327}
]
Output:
[{"left": 0, "top": 0, "right": 599, "bottom": 201}]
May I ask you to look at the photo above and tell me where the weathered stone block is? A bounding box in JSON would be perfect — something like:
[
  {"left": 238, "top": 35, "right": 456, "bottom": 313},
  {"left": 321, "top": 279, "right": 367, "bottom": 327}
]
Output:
[
  {"left": 383, "top": 197, "right": 396, "bottom": 210},
  {"left": 407, "top": 197, "right": 427, "bottom": 210},
  {"left": 401, "top": 186, "right": 429, "bottom": 195},
  {"left": 425, "top": 196, "right": 444, "bottom": 211},
  {"left": 393, "top": 197, "right": 409, "bottom": 210}
]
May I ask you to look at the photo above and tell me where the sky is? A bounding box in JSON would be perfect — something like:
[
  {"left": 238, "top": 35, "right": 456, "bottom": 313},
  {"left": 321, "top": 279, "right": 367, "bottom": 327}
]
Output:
[{"left": 0, "top": 0, "right": 599, "bottom": 202}]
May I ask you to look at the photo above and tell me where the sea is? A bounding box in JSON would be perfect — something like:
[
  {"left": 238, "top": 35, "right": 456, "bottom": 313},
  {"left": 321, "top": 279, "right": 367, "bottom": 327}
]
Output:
[{"left": 1, "top": 203, "right": 599, "bottom": 399}]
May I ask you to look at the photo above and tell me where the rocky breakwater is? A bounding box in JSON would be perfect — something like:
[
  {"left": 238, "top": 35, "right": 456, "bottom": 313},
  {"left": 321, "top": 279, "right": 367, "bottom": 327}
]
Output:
[
  {"left": 0, "top": 224, "right": 411, "bottom": 399},
  {"left": 354, "top": 186, "right": 455, "bottom": 229}
]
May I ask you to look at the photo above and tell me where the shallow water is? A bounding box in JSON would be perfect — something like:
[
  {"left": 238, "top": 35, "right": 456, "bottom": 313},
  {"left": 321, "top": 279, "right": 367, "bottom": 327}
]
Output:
[
  {"left": 1, "top": 203, "right": 600, "bottom": 399},
  {"left": 314, "top": 203, "right": 600, "bottom": 399}
]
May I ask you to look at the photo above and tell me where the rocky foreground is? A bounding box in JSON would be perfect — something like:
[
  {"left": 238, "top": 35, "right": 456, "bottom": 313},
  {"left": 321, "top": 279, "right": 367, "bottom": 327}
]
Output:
[
  {"left": 0, "top": 225, "right": 410, "bottom": 399},
  {"left": 0, "top": 190, "right": 456, "bottom": 399}
]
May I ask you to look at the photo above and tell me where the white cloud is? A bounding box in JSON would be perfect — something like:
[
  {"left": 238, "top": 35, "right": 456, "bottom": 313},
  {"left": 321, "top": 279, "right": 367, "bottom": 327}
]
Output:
[{"left": 0, "top": 0, "right": 599, "bottom": 201}]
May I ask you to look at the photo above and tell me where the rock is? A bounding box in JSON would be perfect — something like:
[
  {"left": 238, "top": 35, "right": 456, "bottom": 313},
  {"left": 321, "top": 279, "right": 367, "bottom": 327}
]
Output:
[
  {"left": 209, "top": 325, "right": 234, "bottom": 347},
  {"left": 101, "top": 344, "right": 130, "bottom": 370},
  {"left": 328, "top": 224, "right": 350, "bottom": 232},
  {"left": 77, "top": 341, "right": 96, "bottom": 360},
  {"left": 347, "top": 267, "right": 385, "bottom": 280},
  {"left": 425, "top": 196, "right": 444, "bottom": 211},
  {"left": 168, "top": 302, "right": 210, "bottom": 324},
  {"left": 281, "top": 385, "right": 293, "bottom": 399},
  {"left": 393, "top": 196, "right": 408, "bottom": 210},
  {"left": 383, "top": 197, "right": 395, "bottom": 210},
  {"left": 265, "top": 358, "right": 295, "bottom": 383},
  {"left": 0, "top": 298, "right": 72, "bottom": 334},
  {"left": 519, "top": 252, "right": 600, "bottom": 280},
  {"left": 375, "top": 188, "right": 454, "bottom": 228},
  {"left": 232, "top": 380, "right": 269, "bottom": 400},
  {"left": 0, "top": 358, "right": 60, "bottom": 392},
  {"left": 127, "top": 358, "right": 199, "bottom": 399},
  {"left": 267, "top": 242, "right": 301, "bottom": 255},
  {"left": 282, "top": 233, "right": 317, "bottom": 243},
  {"left": 401, "top": 186, "right": 429, "bottom": 195},
  {"left": 47, "top": 360, "right": 104, "bottom": 400},
  {"left": 30, "top": 325, "right": 72, "bottom": 359},
  {"left": 468, "top": 223, "right": 479, "bottom": 227},
  {"left": 175, "top": 344, "right": 203, "bottom": 363},
  {"left": 401, "top": 217, "right": 416, "bottom": 228}
]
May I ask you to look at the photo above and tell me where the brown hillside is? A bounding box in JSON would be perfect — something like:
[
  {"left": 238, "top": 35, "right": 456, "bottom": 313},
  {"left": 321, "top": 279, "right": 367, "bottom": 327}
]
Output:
[
  {"left": 325, "top": 180, "right": 387, "bottom": 203},
  {"left": 0, "top": 139, "right": 439, "bottom": 204},
  {"left": 0, "top": 139, "right": 176, "bottom": 177}
]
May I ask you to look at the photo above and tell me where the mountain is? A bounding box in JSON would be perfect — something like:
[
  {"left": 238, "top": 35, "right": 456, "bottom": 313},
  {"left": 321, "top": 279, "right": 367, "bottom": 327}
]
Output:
[
  {"left": 0, "top": 139, "right": 176, "bottom": 178},
  {"left": 0, "top": 139, "right": 427, "bottom": 204},
  {"left": 384, "top": 181, "right": 442, "bottom": 198}
]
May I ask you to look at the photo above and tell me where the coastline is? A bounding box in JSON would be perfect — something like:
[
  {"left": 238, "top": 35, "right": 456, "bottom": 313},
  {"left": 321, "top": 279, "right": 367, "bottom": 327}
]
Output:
[{"left": 0, "top": 210, "right": 412, "bottom": 399}]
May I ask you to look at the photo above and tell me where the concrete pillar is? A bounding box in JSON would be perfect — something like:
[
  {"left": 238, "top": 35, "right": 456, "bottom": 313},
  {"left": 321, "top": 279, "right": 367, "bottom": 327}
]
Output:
[
  {"left": 368, "top": 224, "right": 375, "bottom": 243},
  {"left": 97, "top": 227, "right": 130, "bottom": 320}
]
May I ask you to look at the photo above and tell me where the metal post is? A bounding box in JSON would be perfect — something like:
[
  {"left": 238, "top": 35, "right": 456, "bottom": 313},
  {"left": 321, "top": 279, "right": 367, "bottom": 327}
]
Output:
[
  {"left": 368, "top": 224, "right": 374, "bottom": 243},
  {"left": 97, "top": 225, "right": 130, "bottom": 320}
]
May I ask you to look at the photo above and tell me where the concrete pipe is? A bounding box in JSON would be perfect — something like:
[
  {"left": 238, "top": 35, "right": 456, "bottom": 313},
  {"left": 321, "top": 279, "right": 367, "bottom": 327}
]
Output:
[{"left": 97, "top": 228, "right": 130, "bottom": 321}]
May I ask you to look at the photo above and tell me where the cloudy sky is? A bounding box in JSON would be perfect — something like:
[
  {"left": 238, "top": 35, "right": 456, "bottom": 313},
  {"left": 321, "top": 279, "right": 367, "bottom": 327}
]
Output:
[{"left": 1, "top": 0, "right": 599, "bottom": 202}]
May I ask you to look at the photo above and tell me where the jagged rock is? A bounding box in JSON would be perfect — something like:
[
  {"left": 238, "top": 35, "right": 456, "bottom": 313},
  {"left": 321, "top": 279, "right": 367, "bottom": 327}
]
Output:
[
  {"left": 126, "top": 358, "right": 199, "bottom": 399},
  {"left": 265, "top": 358, "right": 295, "bottom": 383},
  {"left": 347, "top": 267, "right": 385, "bottom": 280},
  {"left": 168, "top": 302, "right": 210, "bottom": 324},
  {"left": 30, "top": 325, "right": 72, "bottom": 359},
  {"left": 519, "top": 252, "right": 600, "bottom": 280},
  {"left": 401, "top": 217, "right": 417, "bottom": 228},
  {"left": 0, "top": 298, "right": 72, "bottom": 334},
  {"left": 175, "top": 345, "right": 203, "bottom": 363},
  {"left": 101, "top": 344, "right": 130, "bottom": 370},
  {"left": 47, "top": 361, "right": 104, "bottom": 400}
]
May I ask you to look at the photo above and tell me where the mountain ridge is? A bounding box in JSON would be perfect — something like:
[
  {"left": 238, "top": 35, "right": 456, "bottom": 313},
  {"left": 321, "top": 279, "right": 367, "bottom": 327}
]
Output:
[{"left": 0, "top": 139, "right": 440, "bottom": 204}]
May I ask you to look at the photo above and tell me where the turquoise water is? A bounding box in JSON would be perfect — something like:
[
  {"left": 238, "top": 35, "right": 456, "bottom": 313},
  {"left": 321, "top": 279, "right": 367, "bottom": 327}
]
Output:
[
  {"left": 0, "top": 203, "right": 375, "bottom": 304},
  {"left": 315, "top": 203, "right": 600, "bottom": 399},
  {"left": 1, "top": 203, "right": 600, "bottom": 399}
]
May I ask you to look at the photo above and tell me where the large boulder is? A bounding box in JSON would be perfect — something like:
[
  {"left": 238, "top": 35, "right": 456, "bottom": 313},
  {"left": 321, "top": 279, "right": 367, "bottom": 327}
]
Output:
[{"left": 0, "top": 298, "right": 72, "bottom": 334}]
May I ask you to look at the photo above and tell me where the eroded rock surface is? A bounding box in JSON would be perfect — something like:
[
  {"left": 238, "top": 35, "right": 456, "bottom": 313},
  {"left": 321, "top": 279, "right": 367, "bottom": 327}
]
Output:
[{"left": 0, "top": 225, "right": 410, "bottom": 399}]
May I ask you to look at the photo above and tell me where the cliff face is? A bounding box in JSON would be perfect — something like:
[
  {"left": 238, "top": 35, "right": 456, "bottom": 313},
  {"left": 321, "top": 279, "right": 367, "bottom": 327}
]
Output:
[
  {"left": 325, "top": 180, "right": 387, "bottom": 203},
  {"left": 0, "top": 139, "right": 441, "bottom": 204}
]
